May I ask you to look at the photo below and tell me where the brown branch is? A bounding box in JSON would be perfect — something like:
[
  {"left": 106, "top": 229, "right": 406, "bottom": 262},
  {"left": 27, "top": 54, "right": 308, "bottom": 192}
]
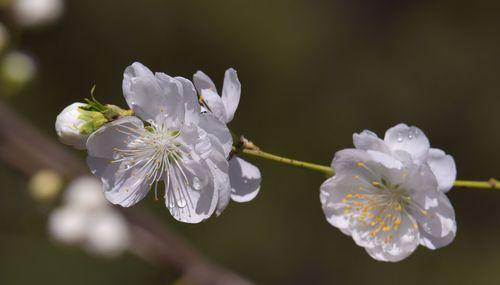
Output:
[{"left": 0, "top": 100, "right": 253, "bottom": 285}]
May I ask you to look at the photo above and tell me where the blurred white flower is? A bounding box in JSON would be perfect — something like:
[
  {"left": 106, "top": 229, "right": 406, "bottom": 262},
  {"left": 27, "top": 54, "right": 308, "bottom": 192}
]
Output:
[
  {"left": 193, "top": 69, "right": 261, "bottom": 209},
  {"left": 320, "top": 125, "right": 457, "bottom": 262},
  {"left": 64, "top": 176, "right": 108, "bottom": 209},
  {"left": 49, "top": 206, "right": 88, "bottom": 245},
  {"left": 85, "top": 210, "right": 130, "bottom": 258},
  {"left": 86, "top": 62, "right": 232, "bottom": 223},
  {"left": 0, "top": 22, "right": 8, "bottom": 53},
  {"left": 1, "top": 51, "right": 36, "bottom": 86},
  {"left": 55, "top": 102, "right": 89, "bottom": 150},
  {"left": 48, "top": 176, "right": 131, "bottom": 257},
  {"left": 12, "top": 0, "right": 64, "bottom": 27},
  {"left": 29, "top": 169, "right": 63, "bottom": 201}
]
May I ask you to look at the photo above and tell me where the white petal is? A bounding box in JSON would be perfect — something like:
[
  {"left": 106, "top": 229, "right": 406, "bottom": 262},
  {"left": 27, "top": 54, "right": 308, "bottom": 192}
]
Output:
[
  {"left": 122, "top": 62, "right": 184, "bottom": 125},
  {"left": 221, "top": 68, "right": 241, "bottom": 123},
  {"left": 193, "top": 70, "right": 217, "bottom": 94},
  {"left": 87, "top": 156, "right": 150, "bottom": 207},
  {"left": 86, "top": 117, "right": 150, "bottom": 207},
  {"left": 417, "top": 194, "right": 456, "bottom": 250},
  {"left": 200, "top": 89, "right": 227, "bottom": 123},
  {"left": 198, "top": 113, "right": 233, "bottom": 157},
  {"left": 384, "top": 124, "right": 430, "bottom": 163},
  {"left": 427, "top": 148, "right": 457, "bottom": 192},
  {"left": 210, "top": 152, "right": 232, "bottom": 216},
  {"left": 175, "top": 76, "right": 201, "bottom": 124},
  {"left": 353, "top": 130, "right": 390, "bottom": 153},
  {"left": 229, "top": 157, "right": 261, "bottom": 203},
  {"left": 164, "top": 160, "right": 218, "bottom": 224},
  {"left": 86, "top": 116, "right": 144, "bottom": 159}
]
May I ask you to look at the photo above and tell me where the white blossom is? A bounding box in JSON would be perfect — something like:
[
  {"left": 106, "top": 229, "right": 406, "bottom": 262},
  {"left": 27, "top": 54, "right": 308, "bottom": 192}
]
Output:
[
  {"left": 55, "top": 102, "right": 89, "bottom": 150},
  {"left": 193, "top": 69, "right": 261, "bottom": 208},
  {"left": 12, "top": 0, "right": 64, "bottom": 27},
  {"left": 320, "top": 124, "right": 457, "bottom": 262},
  {"left": 48, "top": 176, "right": 130, "bottom": 257},
  {"left": 86, "top": 62, "right": 233, "bottom": 223},
  {"left": 84, "top": 210, "right": 130, "bottom": 258}
]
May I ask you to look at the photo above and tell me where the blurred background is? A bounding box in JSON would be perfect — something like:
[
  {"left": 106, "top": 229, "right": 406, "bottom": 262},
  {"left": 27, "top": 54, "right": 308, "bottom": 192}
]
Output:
[{"left": 1, "top": 0, "right": 500, "bottom": 284}]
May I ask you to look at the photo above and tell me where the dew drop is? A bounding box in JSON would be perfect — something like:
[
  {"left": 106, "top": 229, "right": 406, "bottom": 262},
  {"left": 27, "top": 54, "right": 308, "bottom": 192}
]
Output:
[
  {"left": 193, "top": 177, "right": 201, "bottom": 190},
  {"left": 396, "top": 132, "right": 404, "bottom": 143},
  {"left": 168, "top": 200, "right": 175, "bottom": 209},
  {"left": 177, "top": 198, "right": 187, "bottom": 208},
  {"left": 408, "top": 133, "right": 413, "bottom": 140}
]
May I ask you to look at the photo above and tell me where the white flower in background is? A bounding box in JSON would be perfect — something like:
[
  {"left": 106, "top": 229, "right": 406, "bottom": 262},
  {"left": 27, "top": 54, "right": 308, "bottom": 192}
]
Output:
[
  {"left": 1, "top": 51, "right": 36, "bottom": 86},
  {"left": 12, "top": 0, "right": 64, "bottom": 27},
  {"left": 48, "top": 176, "right": 130, "bottom": 257},
  {"left": 0, "top": 23, "right": 8, "bottom": 53},
  {"left": 86, "top": 62, "right": 233, "bottom": 223},
  {"left": 64, "top": 176, "right": 108, "bottom": 209},
  {"left": 353, "top": 123, "right": 456, "bottom": 192},
  {"left": 193, "top": 69, "right": 261, "bottom": 205},
  {"left": 55, "top": 103, "right": 90, "bottom": 150},
  {"left": 85, "top": 210, "right": 130, "bottom": 258},
  {"left": 320, "top": 125, "right": 456, "bottom": 262}
]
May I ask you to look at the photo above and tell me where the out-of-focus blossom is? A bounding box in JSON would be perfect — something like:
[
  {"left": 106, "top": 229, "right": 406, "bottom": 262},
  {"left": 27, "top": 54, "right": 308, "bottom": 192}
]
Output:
[
  {"left": 0, "top": 22, "right": 8, "bottom": 52},
  {"left": 0, "top": 51, "right": 36, "bottom": 88},
  {"left": 29, "top": 169, "right": 63, "bottom": 201},
  {"left": 12, "top": 0, "right": 64, "bottom": 27},
  {"left": 85, "top": 210, "right": 130, "bottom": 257},
  {"left": 48, "top": 176, "right": 130, "bottom": 257}
]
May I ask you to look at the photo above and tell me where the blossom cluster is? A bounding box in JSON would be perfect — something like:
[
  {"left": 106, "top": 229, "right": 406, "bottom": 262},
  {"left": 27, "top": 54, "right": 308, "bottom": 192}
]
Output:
[
  {"left": 55, "top": 62, "right": 458, "bottom": 262},
  {"left": 56, "top": 63, "right": 261, "bottom": 223},
  {"left": 48, "top": 176, "right": 130, "bottom": 257}
]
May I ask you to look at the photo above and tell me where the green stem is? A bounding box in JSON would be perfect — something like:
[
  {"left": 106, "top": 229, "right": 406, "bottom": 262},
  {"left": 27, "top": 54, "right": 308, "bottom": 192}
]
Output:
[
  {"left": 238, "top": 148, "right": 334, "bottom": 176},
  {"left": 237, "top": 148, "right": 500, "bottom": 190}
]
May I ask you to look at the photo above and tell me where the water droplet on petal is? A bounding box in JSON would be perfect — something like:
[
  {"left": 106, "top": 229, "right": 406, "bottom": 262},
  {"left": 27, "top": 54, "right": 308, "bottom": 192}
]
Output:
[
  {"left": 397, "top": 132, "right": 404, "bottom": 143},
  {"left": 408, "top": 133, "right": 413, "bottom": 140},
  {"left": 177, "top": 198, "right": 187, "bottom": 208},
  {"left": 168, "top": 200, "right": 175, "bottom": 209},
  {"left": 193, "top": 177, "right": 201, "bottom": 190}
]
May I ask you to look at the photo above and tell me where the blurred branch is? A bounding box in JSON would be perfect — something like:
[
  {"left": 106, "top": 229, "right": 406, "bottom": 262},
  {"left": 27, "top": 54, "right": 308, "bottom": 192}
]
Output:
[{"left": 0, "top": 100, "right": 253, "bottom": 285}]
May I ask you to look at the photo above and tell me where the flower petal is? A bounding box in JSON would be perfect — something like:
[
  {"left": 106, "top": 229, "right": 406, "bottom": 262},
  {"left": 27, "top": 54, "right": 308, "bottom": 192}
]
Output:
[
  {"left": 365, "top": 214, "right": 420, "bottom": 262},
  {"left": 122, "top": 62, "right": 184, "bottom": 125},
  {"left": 384, "top": 124, "right": 430, "bottom": 163},
  {"left": 198, "top": 113, "right": 233, "bottom": 157},
  {"left": 417, "top": 194, "right": 456, "bottom": 250},
  {"left": 427, "top": 148, "right": 457, "bottom": 192},
  {"left": 229, "top": 157, "right": 261, "bottom": 203},
  {"left": 86, "top": 156, "right": 150, "bottom": 207},
  {"left": 86, "top": 116, "right": 144, "bottom": 159},
  {"left": 353, "top": 130, "right": 390, "bottom": 154},
  {"left": 193, "top": 70, "right": 217, "bottom": 94},
  {"left": 200, "top": 89, "right": 227, "bottom": 123},
  {"left": 164, "top": 159, "right": 218, "bottom": 223},
  {"left": 221, "top": 68, "right": 241, "bottom": 123},
  {"left": 175, "top": 76, "right": 201, "bottom": 124}
]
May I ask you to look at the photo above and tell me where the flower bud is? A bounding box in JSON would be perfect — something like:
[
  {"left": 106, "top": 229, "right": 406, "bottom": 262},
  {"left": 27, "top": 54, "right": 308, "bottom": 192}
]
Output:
[{"left": 55, "top": 102, "right": 107, "bottom": 150}]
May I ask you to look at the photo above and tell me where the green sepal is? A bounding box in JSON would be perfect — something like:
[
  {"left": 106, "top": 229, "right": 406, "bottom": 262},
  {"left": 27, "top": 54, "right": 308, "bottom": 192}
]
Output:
[{"left": 78, "top": 109, "right": 108, "bottom": 135}]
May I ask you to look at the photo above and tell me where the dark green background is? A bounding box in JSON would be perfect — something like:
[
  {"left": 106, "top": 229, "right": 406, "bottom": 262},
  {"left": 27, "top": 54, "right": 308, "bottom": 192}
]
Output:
[{"left": 2, "top": 0, "right": 500, "bottom": 284}]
